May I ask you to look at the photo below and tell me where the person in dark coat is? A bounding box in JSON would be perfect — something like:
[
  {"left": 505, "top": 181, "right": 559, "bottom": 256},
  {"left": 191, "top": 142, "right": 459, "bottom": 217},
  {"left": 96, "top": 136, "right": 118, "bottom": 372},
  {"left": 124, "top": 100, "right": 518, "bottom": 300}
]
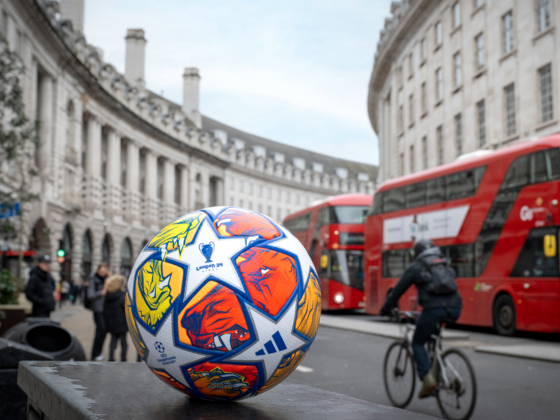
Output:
[
  {"left": 88, "top": 264, "right": 108, "bottom": 361},
  {"left": 25, "top": 254, "right": 56, "bottom": 318},
  {"left": 103, "top": 275, "right": 128, "bottom": 362}
]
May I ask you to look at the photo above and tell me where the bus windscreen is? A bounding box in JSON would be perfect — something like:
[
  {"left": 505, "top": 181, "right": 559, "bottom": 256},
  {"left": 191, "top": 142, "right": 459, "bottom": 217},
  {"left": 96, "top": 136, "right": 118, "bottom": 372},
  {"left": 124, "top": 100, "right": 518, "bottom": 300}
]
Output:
[{"left": 331, "top": 206, "right": 369, "bottom": 224}]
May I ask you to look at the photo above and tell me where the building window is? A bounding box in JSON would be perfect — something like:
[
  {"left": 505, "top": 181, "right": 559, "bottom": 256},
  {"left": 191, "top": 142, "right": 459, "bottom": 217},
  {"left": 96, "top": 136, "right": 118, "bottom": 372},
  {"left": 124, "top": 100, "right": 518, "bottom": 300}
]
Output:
[
  {"left": 452, "top": 2, "right": 461, "bottom": 28},
  {"left": 504, "top": 83, "right": 516, "bottom": 137},
  {"left": 409, "top": 94, "right": 414, "bottom": 126},
  {"left": 286, "top": 192, "right": 291, "bottom": 203},
  {"left": 437, "top": 125, "right": 444, "bottom": 165},
  {"left": 399, "top": 153, "right": 404, "bottom": 176},
  {"left": 276, "top": 208, "right": 282, "bottom": 221},
  {"left": 474, "top": 0, "right": 484, "bottom": 8},
  {"left": 267, "top": 205, "right": 272, "bottom": 215},
  {"left": 422, "top": 136, "right": 428, "bottom": 169},
  {"left": 398, "top": 105, "right": 404, "bottom": 133},
  {"left": 249, "top": 201, "right": 253, "bottom": 209},
  {"left": 157, "top": 159, "right": 164, "bottom": 200},
  {"left": 409, "top": 145, "right": 415, "bottom": 173},
  {"left": 230, "top": 196, "right": 234, "bottom": 206},
  {"left": 421, "top": 82, "right": 427, "bottom": 115},
  {"left": 239, "top": 199, "right": 244, "bottom": 207},
  {"left": 397, "top": 66, "right": 403, "bottom": 89},
  {"left": 408, "top": 53, "right": 413, "bottom": 78},
  {"left": 277, "top": 189, "right": 281, "bottom": 201},
  {"left": 230, "top": 177, "right": 235, "bottom": 190},
  {"left": 477, "top": 100, "right": 486, "bottom": 147},
  {"left": 453, "top": 52, "right": 462, "bottom": 87},
  {"left": 267, "top": 187, "right": 272, "bottom": 199},
  {"left": 258, "top": 203, "right": 262, "bottom": 213},
  {"left": 539, "top": 64, "right": 554, "bottom": 123},
  {"left": 420, "top": 38, "right": 427, "bottom": 62},
  {"left": 296, "top": 194, "right": 300, "bottom": 205},
  {"left": 435, "top": 21, "right": 442, "bottom": 46},
  {"left": 248, "top": 182, "right": 253, "bottom": 195},
  {"left": 436, "top": 68, "right": 443, "bottom": 101},
  {"left": 1, "top": 12, "right": 7, "bottom": 37},
  {"left": 258, "top": 185, "right": 263, "bottom": 197},
  {"left": 174, "top": 166, "right": 181, "bottom": 204},
  {"left": 502, "top": 12, "right": 514, "bottom": 54},
  {"left": 239, "top": 179, "right": 244, "bottom": 192},
  {"left": 537, "top": 0, "right": 551, "bottom": 32},
  {"left": 475, "top": 33, "right": 484, "bottom": 70},
  {"left": 455, "top": 114, "right": 463, "bottom": 156}
]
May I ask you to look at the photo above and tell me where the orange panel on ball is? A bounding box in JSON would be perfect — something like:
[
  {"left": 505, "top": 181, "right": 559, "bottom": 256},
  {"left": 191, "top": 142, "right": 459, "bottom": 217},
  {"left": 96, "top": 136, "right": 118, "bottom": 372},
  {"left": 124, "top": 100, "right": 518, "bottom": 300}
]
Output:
[
  {"left": 178, "top": 281, "right": 251, "bottom": 352},
  {"left": 187, "top": 362, "right": 258, "bottom": 399},
  {"left": 236, "top": 248, "right": 298, "bottom": 317},
  {"left": 214, "top": 208, "right": 281, "bottom": 240}
]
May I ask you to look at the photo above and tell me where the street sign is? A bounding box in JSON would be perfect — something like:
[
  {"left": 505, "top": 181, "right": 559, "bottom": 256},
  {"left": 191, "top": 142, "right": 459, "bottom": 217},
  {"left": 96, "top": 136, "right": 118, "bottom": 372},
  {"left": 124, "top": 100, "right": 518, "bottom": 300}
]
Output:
[{"left": 0, "top": 202, "right": 20, "bottom": 219}]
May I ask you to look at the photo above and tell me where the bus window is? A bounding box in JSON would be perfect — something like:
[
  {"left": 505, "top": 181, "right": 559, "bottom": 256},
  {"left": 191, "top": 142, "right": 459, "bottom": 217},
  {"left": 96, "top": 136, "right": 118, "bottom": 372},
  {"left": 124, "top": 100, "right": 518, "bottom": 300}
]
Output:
[
  {"left": 502, "top": 155, "right": 529, "bottom": 190},
  {"left": 309, "top": 207, "right": 329, "bottom": 259},
  {"left": 331, "top": 206, "right": 369, "bottom": 224},
  {"left": 339, "top": 232, "right": 364, "bottom": 245},
  {"left": 510, "top": 227, "right": 559, "bottom": 277},
  {"left": 369, "top": 192, "right": 384, "bottom": 215},
  {"left": 329, "top": 250, "right": 364, "bottom": 290},
  {"left": 547, "top": 148, "right": 560, "bottom": 180},
  {"left": 406, "top": 182, "right": 427, "bottom": 208},
  {"left": 426, "top": 177, "right": 446, "bottom": 205},
  {"left": 447, "top": 170, "right": 475, "bottom": 201},
  {"left": 444, "top": 244, "right": 475, "bottom": 277},
  {"left": 382, "top": 249, "right": 410, "bottom": 278},
  {"left": 530, "top": 152, "right": 548, "bottom": 184},
  {"left": 383, "top": 188, "right": 405, "bottom": 212},
  {"left": 284, "top": 213, "right": 311, "bottom": 233}
]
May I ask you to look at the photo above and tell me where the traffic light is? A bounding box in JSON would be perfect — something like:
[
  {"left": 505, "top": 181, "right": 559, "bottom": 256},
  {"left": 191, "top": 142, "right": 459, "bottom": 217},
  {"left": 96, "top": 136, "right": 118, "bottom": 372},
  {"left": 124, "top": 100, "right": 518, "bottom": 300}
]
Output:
[{"left": 58, "top": 240, "right": 65, "bottom": 263}]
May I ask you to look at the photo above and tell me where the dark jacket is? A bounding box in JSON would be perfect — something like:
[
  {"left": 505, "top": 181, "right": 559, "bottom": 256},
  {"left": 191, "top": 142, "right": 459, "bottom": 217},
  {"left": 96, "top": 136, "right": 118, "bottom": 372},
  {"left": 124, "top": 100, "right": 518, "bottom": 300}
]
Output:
[
  {"left": 87, "top": 273, "right": 107, "bottom": 313},
  {"left": 103, "top": 290, "right": 128, "bottom": 334},
  {"left": 25, "top": 266, "right": 56, "bottom": 317},
  {"left": 381, "top": 247, "right": 462, "bottom": 313}
]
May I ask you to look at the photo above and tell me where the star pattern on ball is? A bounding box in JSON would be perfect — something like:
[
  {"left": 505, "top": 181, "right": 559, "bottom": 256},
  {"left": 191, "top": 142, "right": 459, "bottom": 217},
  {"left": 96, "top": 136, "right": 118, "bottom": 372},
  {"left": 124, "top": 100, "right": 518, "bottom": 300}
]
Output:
[
  {"left": 164, "top": 220, "right": 250, "bottom": 302},
  {"left": 268, "top": 226, "right": 316, "bottom": 287},
  {"left": 137, "top": 310, "right": 210, "bottom": 389},
  {"left": 225, "top": 298, "right": 307, "bottom": 382}
]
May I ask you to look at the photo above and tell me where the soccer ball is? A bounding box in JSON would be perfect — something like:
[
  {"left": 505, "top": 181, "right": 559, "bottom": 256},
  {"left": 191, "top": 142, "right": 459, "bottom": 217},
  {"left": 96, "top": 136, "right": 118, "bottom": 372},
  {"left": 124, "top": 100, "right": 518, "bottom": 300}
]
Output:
[{"left": 125, "top": 207, "right": 321, "bottom": 401}]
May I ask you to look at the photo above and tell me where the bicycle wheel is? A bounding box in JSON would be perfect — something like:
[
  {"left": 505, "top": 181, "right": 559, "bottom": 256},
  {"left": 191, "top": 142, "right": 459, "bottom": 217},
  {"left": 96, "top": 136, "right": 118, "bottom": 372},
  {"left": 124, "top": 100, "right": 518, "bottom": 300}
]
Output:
[
  {"left": 383, "top": 341, "right": 416, "bottom": 408},
  {"left": 435, "top": 348, "right": 477, "bottom": 420}
]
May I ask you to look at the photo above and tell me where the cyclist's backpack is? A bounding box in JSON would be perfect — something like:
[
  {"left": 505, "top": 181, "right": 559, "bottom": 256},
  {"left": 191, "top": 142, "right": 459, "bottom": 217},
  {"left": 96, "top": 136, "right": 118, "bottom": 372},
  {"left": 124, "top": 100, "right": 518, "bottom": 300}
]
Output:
[{"left": 419, "top": 255, "right": 458, "bottom": 295}]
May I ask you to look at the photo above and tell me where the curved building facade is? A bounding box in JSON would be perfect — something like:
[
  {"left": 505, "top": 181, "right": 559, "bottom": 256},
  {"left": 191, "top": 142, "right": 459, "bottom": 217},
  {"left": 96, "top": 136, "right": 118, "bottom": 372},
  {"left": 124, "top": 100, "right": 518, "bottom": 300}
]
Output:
[
  {"left": 368, "top": 0, "right": 560, "bottom": 183},
  {"left": 0, "top": 0, "right": 376, "bottom": 282}
]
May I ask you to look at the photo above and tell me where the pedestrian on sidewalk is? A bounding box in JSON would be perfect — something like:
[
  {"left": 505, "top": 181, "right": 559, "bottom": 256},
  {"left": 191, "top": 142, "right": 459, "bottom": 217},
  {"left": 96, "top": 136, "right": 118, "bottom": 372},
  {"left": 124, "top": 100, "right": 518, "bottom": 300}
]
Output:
[
  {"left": 25, "top": 254, "right": 56, "bottom": 318},
  {"left": 103, "top": 275, "right": 128, "bottom": 362},
  {"left": 70, "top": 278, "right": 81, "bottom": 305},
  {"left": 88, "top": 263, "right": 109, "bottom": 361},
  {"left": 60, "top": 279, "right": 71, "bottom": 308}
]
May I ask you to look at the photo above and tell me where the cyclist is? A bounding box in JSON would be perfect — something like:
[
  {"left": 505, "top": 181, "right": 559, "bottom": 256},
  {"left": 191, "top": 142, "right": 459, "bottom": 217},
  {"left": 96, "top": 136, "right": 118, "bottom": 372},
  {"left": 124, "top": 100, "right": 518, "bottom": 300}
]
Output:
[{"left": 380, "top": 239, "right": 462, "bottom": 399}]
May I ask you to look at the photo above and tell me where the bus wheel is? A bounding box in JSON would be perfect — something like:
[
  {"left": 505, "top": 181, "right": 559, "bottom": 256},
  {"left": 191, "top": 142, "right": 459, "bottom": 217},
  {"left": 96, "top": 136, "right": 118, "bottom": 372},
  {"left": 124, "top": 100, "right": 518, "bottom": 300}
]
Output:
[{"left": 493, "top": 294, "right": 516, "bottom": 336}]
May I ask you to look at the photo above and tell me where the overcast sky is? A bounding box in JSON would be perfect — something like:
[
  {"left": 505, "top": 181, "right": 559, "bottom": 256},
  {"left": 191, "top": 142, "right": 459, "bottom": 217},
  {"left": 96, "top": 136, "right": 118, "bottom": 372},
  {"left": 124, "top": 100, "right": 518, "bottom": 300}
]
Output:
[{"left": 84, "top": 0, "right": 392, "bottom": 166}]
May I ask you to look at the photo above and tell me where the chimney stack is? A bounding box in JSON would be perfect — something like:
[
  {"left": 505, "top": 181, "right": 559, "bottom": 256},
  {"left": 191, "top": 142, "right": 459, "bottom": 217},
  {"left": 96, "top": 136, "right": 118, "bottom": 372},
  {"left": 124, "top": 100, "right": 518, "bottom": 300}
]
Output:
[
  {"left": 59, "top": 0, "right": 85, "bottom": 33},
  {"left": 182, "top": 68, "right": 201, "bottom": 129},
  {"left": 125, "top": 29, "right": 147, "bottom": 88}
]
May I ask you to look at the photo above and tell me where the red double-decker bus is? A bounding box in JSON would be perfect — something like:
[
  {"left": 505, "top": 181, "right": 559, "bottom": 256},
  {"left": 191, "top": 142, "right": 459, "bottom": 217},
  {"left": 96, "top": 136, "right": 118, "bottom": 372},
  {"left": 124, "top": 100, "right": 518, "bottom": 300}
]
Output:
[
  {"left": 284, "top": 194, "right": 372, "bottom": 310},
  {"left": 364, "top": 136, "right": 560, "bottom": 335}
]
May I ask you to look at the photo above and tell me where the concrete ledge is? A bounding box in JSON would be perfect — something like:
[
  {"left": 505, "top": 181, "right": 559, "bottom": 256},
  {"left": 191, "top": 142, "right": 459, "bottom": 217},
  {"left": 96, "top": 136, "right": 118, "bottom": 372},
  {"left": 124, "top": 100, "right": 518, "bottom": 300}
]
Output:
[
  {"left": 475, "top": 344, "right": 560, "bottom": 364},
  {"left": 17, "top": 361, "right": 437, "bottom": 420},
  {"left": 320, "top": 315, "right": 470, "bottom": 341}
]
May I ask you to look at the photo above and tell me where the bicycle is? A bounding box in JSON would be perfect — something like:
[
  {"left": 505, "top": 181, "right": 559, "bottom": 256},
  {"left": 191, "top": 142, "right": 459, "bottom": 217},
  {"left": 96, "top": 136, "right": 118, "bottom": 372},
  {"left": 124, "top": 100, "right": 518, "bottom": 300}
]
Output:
[{"left": 383, "top": 310, "right": 477, "bottom": 420}]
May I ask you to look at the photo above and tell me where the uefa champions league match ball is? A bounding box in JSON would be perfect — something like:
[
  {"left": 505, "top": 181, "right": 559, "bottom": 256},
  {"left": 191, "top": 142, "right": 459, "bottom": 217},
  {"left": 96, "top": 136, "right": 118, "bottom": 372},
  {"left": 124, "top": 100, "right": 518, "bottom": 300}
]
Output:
[{"left": 125, "top": 207, "right": 321, "bottom": 401}]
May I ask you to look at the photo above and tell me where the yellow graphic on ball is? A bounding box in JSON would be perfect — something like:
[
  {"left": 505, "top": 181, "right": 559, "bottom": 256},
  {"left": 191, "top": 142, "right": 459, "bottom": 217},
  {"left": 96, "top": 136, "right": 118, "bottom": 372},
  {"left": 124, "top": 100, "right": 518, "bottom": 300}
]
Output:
[
  {"left": 149, "top": 211, "right": 206, "bottom": 257},
  {"left": 135, "top": 259, "right": 183, "bottom": 328}
]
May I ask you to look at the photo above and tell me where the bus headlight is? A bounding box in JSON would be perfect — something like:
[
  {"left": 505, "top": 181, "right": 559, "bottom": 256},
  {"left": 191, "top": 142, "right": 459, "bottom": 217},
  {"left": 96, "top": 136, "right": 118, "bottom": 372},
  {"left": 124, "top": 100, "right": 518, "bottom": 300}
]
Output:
[{"left": 334, "top": 293, "right": 344, "bottom": 304}]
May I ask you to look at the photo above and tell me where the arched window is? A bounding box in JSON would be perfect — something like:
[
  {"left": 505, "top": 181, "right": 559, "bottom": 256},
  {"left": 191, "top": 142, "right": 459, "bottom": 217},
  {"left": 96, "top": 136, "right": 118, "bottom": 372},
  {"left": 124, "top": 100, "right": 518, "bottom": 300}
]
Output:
[
  {"left": 120, "top": 237, "right": 133, "bottom": 277},
  {"left": 66, "top": 100, "right": 75, "bottom": 148},
  {"left": 81, "top": 230, "right": 92, "bottom": 280}
]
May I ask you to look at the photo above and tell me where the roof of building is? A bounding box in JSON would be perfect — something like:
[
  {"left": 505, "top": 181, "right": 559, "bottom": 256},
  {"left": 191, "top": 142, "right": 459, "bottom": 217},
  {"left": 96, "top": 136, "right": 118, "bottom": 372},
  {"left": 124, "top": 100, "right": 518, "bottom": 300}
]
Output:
[{"left": 202, "top": 115, "right": 377, "bottom": 181}]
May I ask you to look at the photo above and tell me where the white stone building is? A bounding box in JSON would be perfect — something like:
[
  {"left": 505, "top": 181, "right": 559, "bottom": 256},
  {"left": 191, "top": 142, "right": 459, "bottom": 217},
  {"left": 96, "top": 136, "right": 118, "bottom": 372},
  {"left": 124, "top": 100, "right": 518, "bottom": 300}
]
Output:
[
  {"left": 368, "top": 0, "right": 560, "bottom": 183},
  {"left": 0, "top": 0, "right": 376, "bottom": 283}
]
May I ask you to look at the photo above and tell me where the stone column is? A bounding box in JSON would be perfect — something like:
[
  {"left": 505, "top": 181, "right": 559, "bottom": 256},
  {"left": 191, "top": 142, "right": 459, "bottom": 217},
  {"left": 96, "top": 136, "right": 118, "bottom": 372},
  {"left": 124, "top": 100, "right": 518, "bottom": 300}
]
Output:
[
  {"left": 126, "top": 140, "right": 140, "bottom": 222},
  {"left": 163, "top": 159, "right": 176, "bottom": 221},
  {"left": 84, "top": 115, "right": 103, "bottom": 209},
  {"left": 106, "top": 130, "right": 122, "bottom": 216},
  {"left": 145, "top": 150, "right": 158, "bottom": 224},
  {"left": 38, "top": 74, "right": 53, "bottom": 175},
  {"left": 180, "top": 165, "right": 189, "bottom": 213},
  {"left": 216, "top": 177, "right": 224, "bottom": 207}
]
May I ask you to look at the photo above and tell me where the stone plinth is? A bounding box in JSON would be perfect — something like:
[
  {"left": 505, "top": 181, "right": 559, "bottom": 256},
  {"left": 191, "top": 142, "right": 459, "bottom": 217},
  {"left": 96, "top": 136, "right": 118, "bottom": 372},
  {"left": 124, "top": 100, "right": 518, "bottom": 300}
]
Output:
[{"left": 17, "top": 361, "right": 436, "bottom": 420}]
